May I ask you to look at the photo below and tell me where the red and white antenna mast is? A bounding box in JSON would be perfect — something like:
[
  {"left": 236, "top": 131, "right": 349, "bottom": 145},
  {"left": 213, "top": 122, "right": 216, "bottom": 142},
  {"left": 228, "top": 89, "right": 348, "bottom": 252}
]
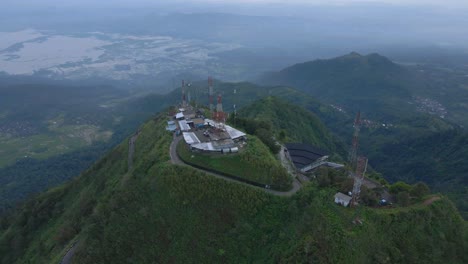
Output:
[{"left": 215, "top": 94, "right": 224, "bottom": 121}]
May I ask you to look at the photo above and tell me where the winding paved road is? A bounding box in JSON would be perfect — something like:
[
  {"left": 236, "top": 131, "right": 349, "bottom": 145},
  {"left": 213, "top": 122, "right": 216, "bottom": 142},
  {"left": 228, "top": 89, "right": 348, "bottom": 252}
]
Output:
[{"left": 169, "top": 135, "right": 301, "bottom": 197}]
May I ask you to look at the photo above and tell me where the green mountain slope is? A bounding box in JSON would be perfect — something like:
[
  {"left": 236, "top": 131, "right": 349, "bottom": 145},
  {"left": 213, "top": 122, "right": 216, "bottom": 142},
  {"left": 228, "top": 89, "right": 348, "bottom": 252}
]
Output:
[
  {"left": 262, "top": 52, "right": 415, "bottom": 119},
  {"left": 1, "top": 112, "right": 466, "bottom": 263},
  {"left": 373, "top": 129, "right": 468, "bottom": 219},
  {"left": 235, "top": 96, "right": 344, "bottom": 156},
  {"left": 262, "top": 52, "right": 468, "bottom": 127}
]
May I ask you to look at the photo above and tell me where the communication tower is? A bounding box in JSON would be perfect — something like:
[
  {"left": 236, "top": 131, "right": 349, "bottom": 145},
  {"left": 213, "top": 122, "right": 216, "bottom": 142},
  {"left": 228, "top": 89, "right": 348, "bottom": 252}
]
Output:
[
  {"left": 214, "top": 94, "right": 225, "bottom": 124},
  {"left": 182, "top": 80, "right": 187, "bottom": 107},
  {"left": 351, "top": 157, "right": 368, "bottom": 207},
  {"left": 208, "top": 77, "right": 214, "bottom": 113},
  {"left": 348, "top": 111, "right": 361, "bottom": 170}
]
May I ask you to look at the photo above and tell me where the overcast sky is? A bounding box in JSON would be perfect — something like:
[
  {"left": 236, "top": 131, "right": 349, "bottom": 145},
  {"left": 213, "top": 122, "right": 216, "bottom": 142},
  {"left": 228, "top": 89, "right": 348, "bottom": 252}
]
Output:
[{"left": 2, "top": 0, "right": 468, "bottom": 8}]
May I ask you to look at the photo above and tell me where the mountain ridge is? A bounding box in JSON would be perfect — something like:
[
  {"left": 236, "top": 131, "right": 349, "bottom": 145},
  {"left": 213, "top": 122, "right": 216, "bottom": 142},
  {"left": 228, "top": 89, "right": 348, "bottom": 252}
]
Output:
[{"left": 0, "top": 104, "right": 467, "bottom": 263}]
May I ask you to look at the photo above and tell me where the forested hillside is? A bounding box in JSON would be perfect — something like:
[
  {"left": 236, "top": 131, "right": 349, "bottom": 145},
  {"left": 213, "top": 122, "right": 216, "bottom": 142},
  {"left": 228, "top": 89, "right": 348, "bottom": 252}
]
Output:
[
  {"left": 261, "top": 52, "right": 414, "bottom": 119},
  {"left": 261, "top": 52, "right": 468, "bottom": 127},
  {"left": 233, "top": 96, "right": 345, "bottom": 157},
  {"left": 373, "top": 129, "right": 468, "bottom": 219},
  {"left": 0, "top": 112, "right": 466, "bottom": 264}
]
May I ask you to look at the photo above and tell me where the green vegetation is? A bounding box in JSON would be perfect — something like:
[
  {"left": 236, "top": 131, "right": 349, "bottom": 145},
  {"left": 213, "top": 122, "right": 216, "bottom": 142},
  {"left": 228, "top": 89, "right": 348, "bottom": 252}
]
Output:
[
  {"left": 374, "top": 129, "right": 468, "bottom": 219},
  {"left": 234, "top": 96, "right": 342, "bottom": 154},
  {"left": 0, "top": 115, "right": 466, "bottom": 264},
  {"left": 0, "top": 79, "right": 174, "bottom": 215},
  {"left": 227, "top": 117, "right": 281, "bottom": 153},
  {"left": 262, "top": 52, "right": 414, "bottom": 120},
  {"left": 0, "top": 125, "right": 112, "bottom": 167},
  {"left": 252, "top": 53, "right": 468, "bottom": 218},
  {"left": 177, "top": 135, "right": 291, "bottom": 191},
  {"left": 0, "top": 80, "right": 124, "bottom": 168}
]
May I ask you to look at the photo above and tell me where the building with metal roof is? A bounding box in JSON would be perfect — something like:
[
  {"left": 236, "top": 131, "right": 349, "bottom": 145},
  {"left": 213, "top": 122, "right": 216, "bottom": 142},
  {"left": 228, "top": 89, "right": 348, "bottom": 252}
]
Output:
[
  {"left": 285, "top": 143, "right": 328, "bottom": 170},
  {"left": 178, "top": 120, "right": 191, "bottom": 131},
  {"left": 175, "top": 112, "right": 184, "bottom": 119},
  {"left": 166, "top": 121, "right": 177, "bottom": 132},
  {"left": 334, "top": 192, "right": 352, "bottom": 207},
  {"left": 183, "top": 132, "right": 201, "bottom": 145},
  {"left": 204, "top": 119, "right": 246, "bottom": 140},
  {"left": 191, "top": 142, "right": 217, "bottom": 151},
  {"left": 225, "top": 125, "right": 246, "bottom": 140}
]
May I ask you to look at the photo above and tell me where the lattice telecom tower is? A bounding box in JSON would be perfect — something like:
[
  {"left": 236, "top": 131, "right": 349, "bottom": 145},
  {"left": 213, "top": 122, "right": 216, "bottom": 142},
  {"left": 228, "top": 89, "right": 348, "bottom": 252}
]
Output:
[
  {"left": 208, "top": 77, "right": 214, "bottom": 113},
  {"left": 214, "top": 94, "right": 226, "bottom": 124},
  {"left": 348, "top": 111, "right": 361, "bottom": 170},
  {"left": 351, "top": 156, "right": 368, "bottom": 207},
  {"left": 181, "top": 80, "right": 187, "bottom": 107}
]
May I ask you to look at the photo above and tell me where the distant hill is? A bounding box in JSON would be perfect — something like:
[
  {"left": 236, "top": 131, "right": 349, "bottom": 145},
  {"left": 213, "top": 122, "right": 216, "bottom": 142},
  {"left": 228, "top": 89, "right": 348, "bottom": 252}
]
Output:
[
  {"left": 261, "top": 53, "right": 414, "bottom": 118},
  {"left": 259, "top": 53, "right": 468, "bottom": 218},
  {"left": 261, "top": 52, "right": 468, "bottom": 127},
  {"left": 0, "top": 113, "right": 466, "bottom": 263}
]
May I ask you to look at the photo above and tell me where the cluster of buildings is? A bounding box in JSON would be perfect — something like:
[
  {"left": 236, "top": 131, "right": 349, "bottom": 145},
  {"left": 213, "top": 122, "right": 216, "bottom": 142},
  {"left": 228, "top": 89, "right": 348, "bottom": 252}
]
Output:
[
  {"left": 166, "top": 78, "right": 247, "bottom": 154},
  {"left": 167, "top": 103, "right": 247, "bottom": 154}
]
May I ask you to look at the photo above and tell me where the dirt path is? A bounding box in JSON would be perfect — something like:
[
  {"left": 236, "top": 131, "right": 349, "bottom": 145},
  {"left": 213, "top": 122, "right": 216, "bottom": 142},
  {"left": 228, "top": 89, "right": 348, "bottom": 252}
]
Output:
[
  {"left": 169, "top": 135, "right": 302, "bottom": 197},
  {"left": 128, "top": 130, "right": 141, "bottom": 172},
  {"left": 424, "top": 196, "right": 441, "bottom": 205},
  {"left": 278, "top": 145, "right": 297, "bottom": 176},
  {"left": 60, "top": 241, "right": 78, "bottom": 264}
]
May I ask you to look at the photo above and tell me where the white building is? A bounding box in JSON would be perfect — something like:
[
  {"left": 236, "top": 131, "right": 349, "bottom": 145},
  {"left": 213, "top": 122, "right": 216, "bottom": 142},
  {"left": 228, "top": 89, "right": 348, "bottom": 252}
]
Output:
[
  {"left": 182, "top": 132, "right": 201, "bottom": 145},
  {"left": 334, "top": 192, "right": 352, "bottom": 207},
  {"left": 178, "top": 120, "right": 191, "bottom": 131},
  {"left": 175, "top": 112, "right": 184, "bottom": 120}
]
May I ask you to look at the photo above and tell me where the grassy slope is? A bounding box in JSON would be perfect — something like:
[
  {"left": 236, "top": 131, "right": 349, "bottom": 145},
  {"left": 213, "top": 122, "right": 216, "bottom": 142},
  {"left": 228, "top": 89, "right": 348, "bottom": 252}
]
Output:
[
  {"left": 177, "top": 135, "right": 291, "bottom": 190},
  {"left": 0, "top": 114, "right": 467, "bottom": 264}
]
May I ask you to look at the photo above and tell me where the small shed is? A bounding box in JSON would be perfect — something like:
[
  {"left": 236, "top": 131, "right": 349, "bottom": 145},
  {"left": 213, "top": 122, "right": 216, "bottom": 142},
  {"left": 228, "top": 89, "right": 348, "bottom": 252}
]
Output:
[
  {"left": 192, "top": 118, "right": 205, "bottom": 128},
  {"left": 166, "top": 121, "right": 177, "bottom": 132},
  {"left": 334, "top": 192, "right": 352, "bottom": 207},
  {"left": 175, "top": 112, "right": 184, "bottom": 120}
]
